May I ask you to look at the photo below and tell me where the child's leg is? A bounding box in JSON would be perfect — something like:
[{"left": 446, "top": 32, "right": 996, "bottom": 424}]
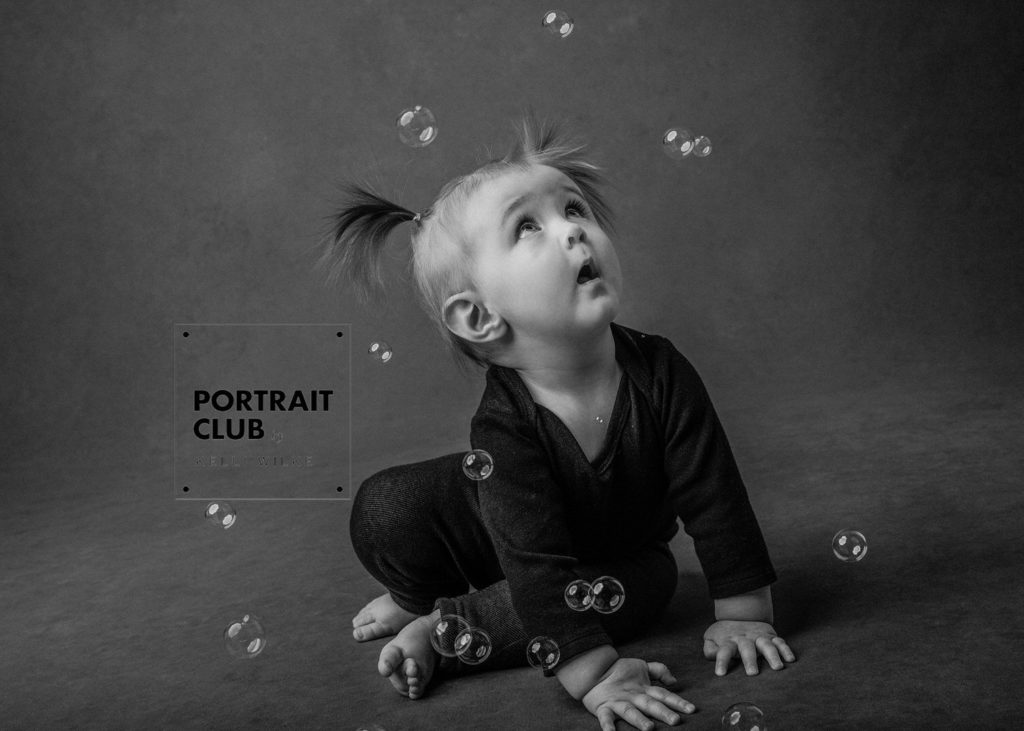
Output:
[
  {"left": 349, "top": 451, "right": 503, "bottom": 617},
  {"left": 349, "top": 451, "right": 504, "bottom": 696}
]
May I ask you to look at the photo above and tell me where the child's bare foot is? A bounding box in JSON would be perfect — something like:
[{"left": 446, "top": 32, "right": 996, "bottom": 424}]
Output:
[
  {"left": 378, "top": 611, "right": 440, "bottom": 700},
  {"left": 352, "top": 593, "right": 419, "bottom": 641}
]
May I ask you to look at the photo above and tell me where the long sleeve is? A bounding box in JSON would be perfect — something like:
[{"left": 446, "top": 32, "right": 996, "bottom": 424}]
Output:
[
  {"left": 654, "top": 337, "right": 777, "bottom": 599},
  {"left": 470, "top": 406, "right": 613, "bottom": 667}
]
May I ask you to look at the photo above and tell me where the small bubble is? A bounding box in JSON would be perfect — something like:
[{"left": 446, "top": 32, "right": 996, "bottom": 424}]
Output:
[
  {"left": 526, "top": 636, "right": 561, "bottom": 671},
  {"left": 454, "top": 627, "right": 492, "bottom": 665},
  {"left": 396, "top": 105, "right": 438, "bottom": 148},
  {"left": 693, "top": 135, "right": 713, "bottom": 157},
  {"left": 430, "top": 614, "right": 470, "bottom": 657},
  {"left": 589, "top": 576, "right": 625, "bottom": 614},
  {"left": 461, "top": 449, "right": 494, "bottom": 480},
  {"left": 832, "top": 529, "right": 868, "bottom": 562},
  {"left": 564, "top": 580, "right": 593, "bottom": 611},
  {"left": 541, "top": 10, "right": 574, "bottom": 38},
  {"left": 368, "top": 340, "right": 393, "bottom": 363},
  {"left": 224, "top": 612, "right": 266, "bottom": 659},
  {"left": 721, "top": 702, "right": 765, "bottom": 730},
  {"left": 662, "top": 127, "right": 695, "bottom": 159},
  {"left": 204, "top": 501, "right": 236, "bottom": 530}
]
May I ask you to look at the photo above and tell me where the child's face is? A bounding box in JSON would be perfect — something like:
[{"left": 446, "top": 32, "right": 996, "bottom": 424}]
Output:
[{"left": 461, "top": 164, "right": 623, "bottom": 344}]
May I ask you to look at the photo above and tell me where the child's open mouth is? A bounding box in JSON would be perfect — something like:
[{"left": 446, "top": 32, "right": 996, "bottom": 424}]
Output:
[{"left": 576, "top": 258, "right": 600, "bottom": 285}]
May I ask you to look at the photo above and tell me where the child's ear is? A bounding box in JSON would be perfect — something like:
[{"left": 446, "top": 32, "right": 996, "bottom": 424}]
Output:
[{"left": 443, "top": 291, "right": 508, "bottom": 343}]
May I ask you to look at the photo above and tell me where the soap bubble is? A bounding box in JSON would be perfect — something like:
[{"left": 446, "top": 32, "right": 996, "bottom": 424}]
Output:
[
  {"left": 430, "top": 614, "right": 470, "bottom": 657},
  {"left": 454, "top": 627, "right": 492, "bottom": 665},
  {"left": 721, "top": 702, "right": 766, "bottom": 730},
  {"left": 832, "top": 529, "right": 868, "bottom": 562},
  {"left": 564, "top": 580, "right": 593, "bottom": 611},
  {"left": 354, "top": 725, "right": 386, "bottom": 731},
  {"left": 224, "top": 612, "right": 266, "bottom": 659},
  {"left": 541, "top": 10, "right": 574, "bottom": 38},
  {"left": 589, "top": 576, "right": 625, "bottom": 614},
  {"left": 205, "top": 501, "right": 236, "bottom": 529},
  {"left": 396, "top": 105, "right": 437, "bottom": 148},
  {"left": 693, "top": 135, "right": 713, "bottom": 157},
  {"left": 526, "top": 636, "right": 561, "bottom": 671},
  {"left": 662, "top": 127, "right": 695, "bottom": 159},
  {"left": 368, "top": 340, "right": 392, "bottom": 363},
  {"left": 462, "top": 449, "right": 494, "bottom": 480}
]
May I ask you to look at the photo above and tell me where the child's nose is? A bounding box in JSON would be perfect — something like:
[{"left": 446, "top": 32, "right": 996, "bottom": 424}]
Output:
[{"left": 563, "top": 222, "right": 584, "bottom": 248}]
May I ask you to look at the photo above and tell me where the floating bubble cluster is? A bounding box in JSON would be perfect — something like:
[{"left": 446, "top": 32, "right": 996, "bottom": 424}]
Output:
[
  {"left": 396, "top": 105, "right": 438, "bottom": 147},
  {"left": 662, "top": 128, "right": 713, "bottom": 159},
  {"left": 721, "top": 702, "right": 766, "bottom": 731},
  {"left": 527, "top": 636, "right": 561, "bottom": 671},
  {"left": 368, "top": 341, "right": 393, "bottom": 363},
  {"left": 832, "top": 529, "right": 868, "bottom": 562},
  {"left": 455, "top": 627, "right": 493, "bottom": 665},
  {"left": 430, "top": 614, "right": 471, "bottom": 657},
  {"left": 564, "top": 580, "right": 593, "bottom": 611},
  {"left": 224, "top": 613, "right": 266, "bottom": 659},
  {"left": 205, "top": 501, "right": 236, "bottom": 530},
  {"left": 541, "top": 10, "right": 574, "bottom": 38},
  {"left": 589, "top": 576, "right": 625, "bottom": 614},
  {"left": 462, "top": 449, "right": 494, "bottom": 480}
]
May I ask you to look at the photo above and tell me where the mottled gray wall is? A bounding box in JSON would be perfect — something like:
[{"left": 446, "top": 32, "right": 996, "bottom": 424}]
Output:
[{"left": 2, "top": 1, "right": 1021, "bottom": 482}]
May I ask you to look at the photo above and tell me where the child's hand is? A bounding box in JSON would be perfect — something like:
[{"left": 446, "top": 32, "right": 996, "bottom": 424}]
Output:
[
  {"left": 703, "top": 620, "right": 796, "bottom": 676},
  {"left": 581, "top": 657, "right": 696, "bottom": 731}
]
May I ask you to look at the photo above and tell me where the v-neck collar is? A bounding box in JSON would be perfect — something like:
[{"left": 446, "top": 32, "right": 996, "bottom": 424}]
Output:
[
  {"left": 544, "top": 366, "right": 628, "bottom": 470},
  {"left": 493, "top": 323, "right": 642, "bottom": 471}
]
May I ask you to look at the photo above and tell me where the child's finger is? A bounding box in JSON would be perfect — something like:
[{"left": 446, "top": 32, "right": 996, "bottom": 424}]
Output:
[
  {"left": 703, "top": 638, "right": 719, "bottom": 660},
  {"left": 644, "top": 687, "right": 696, "bottom": 715},
  {"left": 633, "top": 694, "right": 686, "bottom": 726},
  {"left": 645, "top": 661, "right": 674, "bottom": 685},
  {"left": 772, "top": 637, "right": 797, "bottom": 662},
  {"left": 737, "top": 639, "right": 759, "bottom": 675},
  {"left": 611, "top": 700, "right": 655, "bottom": 731},
  {"left": 596, "top": 706, "right": 618, "bottom": 731},
  {"left": 755, "top": 637, "right": 785, "bottom": 670},
  {"left": 714, "top": 644, "right": 735, "bottom": 676}
]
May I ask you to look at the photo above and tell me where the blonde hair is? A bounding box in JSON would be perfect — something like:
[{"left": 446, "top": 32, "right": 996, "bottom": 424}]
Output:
[{"left": 314, "top": 113, "right": 615, "bottom": 377}]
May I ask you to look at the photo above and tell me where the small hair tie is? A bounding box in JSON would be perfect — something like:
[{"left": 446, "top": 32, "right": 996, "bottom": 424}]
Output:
[{"left": 412, "top": 212, "right": 422, "bottom": 224}]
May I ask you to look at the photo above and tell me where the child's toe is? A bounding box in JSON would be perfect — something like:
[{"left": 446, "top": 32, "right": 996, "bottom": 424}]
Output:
[
  {"left": 355, "top": 621, "right": 387, "bottom": 641},
  {"left": 387, "top": 671, "right": 409, "bottom": 695},
  {"left": 407, "top": 665, "right": 423, "bottom": 698},
  {"left": 378, "top": 646, "right": 403, "bottom": 676}
]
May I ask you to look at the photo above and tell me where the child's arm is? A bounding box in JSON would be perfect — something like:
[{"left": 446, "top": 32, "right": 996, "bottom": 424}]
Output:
[
  {"left": 649, "top": 335, "right": 795, "bottom": 676},
  {"left": 714, "top": 584, "right": 773, "bottom": 623},
  {"left": 555, "top": 644, "right": 619, "bottom": 699}
]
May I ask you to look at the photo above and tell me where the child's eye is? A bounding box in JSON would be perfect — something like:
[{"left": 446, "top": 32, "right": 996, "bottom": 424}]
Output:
[
  {"left": 566, "top": 197, "right": 589, "bottom": 217},
  {"left": 515, "top": 216, "right": 537, "bottom": 238}
]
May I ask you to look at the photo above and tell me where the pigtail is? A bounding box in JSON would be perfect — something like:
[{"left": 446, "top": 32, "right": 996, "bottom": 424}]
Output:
[{"left": 315, "top": 183, "right": 418, "bottom": 305}]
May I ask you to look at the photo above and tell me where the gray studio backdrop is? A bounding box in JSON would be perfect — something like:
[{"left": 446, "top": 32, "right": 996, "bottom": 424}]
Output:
[{"left": 2, "top": 1, "right": 1021, "bottom": 487}]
